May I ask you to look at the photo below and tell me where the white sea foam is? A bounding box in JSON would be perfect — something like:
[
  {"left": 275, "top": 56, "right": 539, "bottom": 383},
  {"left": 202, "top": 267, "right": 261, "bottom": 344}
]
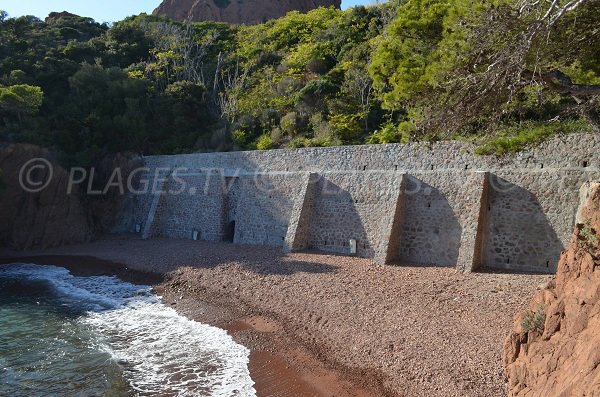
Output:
[{"left": 0, "top": 264, "right": 256, "bottom": 397}]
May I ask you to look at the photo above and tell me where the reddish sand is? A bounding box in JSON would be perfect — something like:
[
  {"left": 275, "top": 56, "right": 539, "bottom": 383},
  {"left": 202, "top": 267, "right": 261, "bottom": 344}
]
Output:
[{"left": 1, "top": 235, "right": 550, "bottom": 396}]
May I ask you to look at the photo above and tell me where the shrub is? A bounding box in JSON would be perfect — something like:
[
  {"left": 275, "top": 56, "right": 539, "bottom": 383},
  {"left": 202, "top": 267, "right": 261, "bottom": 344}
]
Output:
[
  {"left": 521, "top": 304, "right": 545, "bottom": 333},
  {"left": 305, "top": 112, "right": 341, "bottom": 147},
  {"left": 280, "top": 111, "right": 298, "bottom": 136},
  {"left": 296, "top": 78, "right": 338, "bottom": 108},
  {"left": 308, "top": 133, "right": 341, "bottom": 147},
  {"left": 368, "top": 121, "right": 412, "bottom": 144},
  {"left": 328, "top": 113, "right": 363, "bottom": 143},
  {"left": 232, "top": 129, "right": 251, "bottom": 149},
  {"left": 288, "top": 137, "right": 309, "bottom": 148},
  {"left": 579, "top": 219, "right": 599, "bottom": 253},
  {"left": 474, "top": 119, "right": 591, "bottom": 156},
  {"left": 270, "top": 127, "right": 283, "bottom": 143},
  {"left": 256, "top": 133, "right": 274, "bottom": 150}
]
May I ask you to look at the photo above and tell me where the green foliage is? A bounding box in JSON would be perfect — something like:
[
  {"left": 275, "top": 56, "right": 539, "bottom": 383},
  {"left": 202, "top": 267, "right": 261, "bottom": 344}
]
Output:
[
  {"left": 521, "top": 304, "right": 545, "bottom": 333},
  {"left": 228, "top": 6, "right": 387, "bottom": 147},
  {"left": 0, "top": 84, "right": 43, "bottom": 115},
  {"left": 280, "top": 112, "right": 299, "bottom": 136},
  {"left": 328, "top": 113, "right": 363, "bottom": 143},
  {"left": 368, "top": 121, "right": 413, "bottom": 144},
  {"left": 288, "top": 136, "right": 309, "bottom": 148},
  {"left": 579, "top": 219, "right": 599, "bottom": 253},
  {"left": 232, "top": 129, "right": 251, "bottom": 149},
  {"left": 369, "top": 0, "right": 599, "bottom": 139},
  {"left": 296, "top": 79, "right": 338, "bottom": 108},
  {"left": 370, "top": 0, "right": 458, "bottom": 108},
  {"left": 474, "top": 119, "right": 590, "bottom": 155},
  {"left": 256, "top": 133, "right": 274, "bottom": 150},
  {"left": 0, "top": 84, "right": 44, "bottom": 141},
  {"left": 0, "top": 1, "right": 596, "bottom": 161}
]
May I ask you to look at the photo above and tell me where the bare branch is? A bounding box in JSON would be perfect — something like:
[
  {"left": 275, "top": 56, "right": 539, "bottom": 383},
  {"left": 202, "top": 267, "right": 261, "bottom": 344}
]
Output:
[
  {"left": 548, "top": 0, "right": 589, "bottom": 24},
  {"left": 539, "top": 70, "right": 600, "bottom": 96}
]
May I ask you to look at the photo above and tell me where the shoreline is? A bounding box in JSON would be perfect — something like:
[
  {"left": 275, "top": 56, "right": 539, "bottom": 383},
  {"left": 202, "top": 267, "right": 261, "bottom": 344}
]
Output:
[
  {"left": 0, "top": 236, "right": 552, "bottom": 396},
  {"left": 0, "top": 254, "right": 384, "bottom": 397}
]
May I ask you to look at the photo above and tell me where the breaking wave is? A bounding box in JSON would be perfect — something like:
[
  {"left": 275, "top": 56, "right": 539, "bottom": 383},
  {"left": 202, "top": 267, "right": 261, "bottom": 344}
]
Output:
[{"left": 0, "top": 263, "right": 256, "bottom": 397}]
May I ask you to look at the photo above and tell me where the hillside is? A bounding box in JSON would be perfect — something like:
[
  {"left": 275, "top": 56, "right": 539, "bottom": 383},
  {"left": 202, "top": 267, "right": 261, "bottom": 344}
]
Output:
[
  {"left": 0, "top": 1, "right": 598, "bottom": 167},
  {"left": 153, "top": 0, "right": 341, "bottom": 24}
]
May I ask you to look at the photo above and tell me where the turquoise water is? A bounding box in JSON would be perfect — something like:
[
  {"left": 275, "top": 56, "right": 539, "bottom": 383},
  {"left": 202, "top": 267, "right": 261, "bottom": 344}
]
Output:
[{"left": 0, "top": 264, "right": 256, "bottom": 397}]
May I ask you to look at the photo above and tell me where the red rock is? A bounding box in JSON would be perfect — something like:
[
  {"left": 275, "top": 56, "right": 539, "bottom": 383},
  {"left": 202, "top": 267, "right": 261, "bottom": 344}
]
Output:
[
  {"left": 0, "top": 144, "right": 92, "bottom": 249},
  {"left": 153, "top": 0, "right": 341, "bottom": 25},
  {"left": 504, "top": 182, "right": 600, "bottom": 397}
]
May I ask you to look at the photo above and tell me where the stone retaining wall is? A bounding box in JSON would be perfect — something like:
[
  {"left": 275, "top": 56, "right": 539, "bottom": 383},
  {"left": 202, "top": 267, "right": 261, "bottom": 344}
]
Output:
[{"left": 118, "top": 133, "right": 600, "bottom": 273}]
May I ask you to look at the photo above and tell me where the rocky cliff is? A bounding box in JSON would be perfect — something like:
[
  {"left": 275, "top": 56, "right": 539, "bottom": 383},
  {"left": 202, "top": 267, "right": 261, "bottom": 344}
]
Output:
[
  {"left": 0, "top": 144, "right": 92, "bottom": 250},
  {"left": 153, "top": 0, "right": 341, "bottom": 24},
  {"left": 0, "top": 144, "right": 139, "bottom": 250},
  {"left": 504, "top": 181, "right": 600, "bottom": 396}
]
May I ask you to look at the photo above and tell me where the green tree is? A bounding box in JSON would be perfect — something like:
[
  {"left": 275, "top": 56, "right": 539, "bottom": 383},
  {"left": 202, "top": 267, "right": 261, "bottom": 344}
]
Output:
[
  {"left": 55, "top": 63, "right": 150, "bottom": 163},
  {"left": 369, "top": 0, "right": 465, "bottom": 110},
  {"left": 0, "top": 1, "right": 597, "bottom": 159},
  {"left": 0, "top": 84, "right": 43, "bottom": 116}
]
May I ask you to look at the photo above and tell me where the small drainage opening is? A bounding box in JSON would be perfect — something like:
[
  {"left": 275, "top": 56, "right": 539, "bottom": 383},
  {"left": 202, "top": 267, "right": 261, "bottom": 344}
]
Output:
[
  {"left": 224, "top": 221, "right": 235, "bottom": 243},
  {"left": 540, "top": 163, "right": 544, "bottom": 169},
  {"left": 506, "top": 258, "right": 510, "bottom": 264},
  {"left": 394, "top": 165, "right": 398, "bottom": 171},
  {"left": 546, "top": 261, "right": 549, "bottom": 268},
  {"left": 582, "top": 160, "right": 589, "bottom": 168},
  {"left": 430, "top": 165, "right": 434, "bottom": 170},
  {"left": 362, "top": 165, "right": 367, "bottom": 171}
]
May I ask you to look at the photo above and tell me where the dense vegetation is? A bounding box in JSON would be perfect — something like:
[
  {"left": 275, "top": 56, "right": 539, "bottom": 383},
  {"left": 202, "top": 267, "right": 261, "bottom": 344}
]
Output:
[{"left": 0, "top": 1, "right": 598, "bottom": 165}]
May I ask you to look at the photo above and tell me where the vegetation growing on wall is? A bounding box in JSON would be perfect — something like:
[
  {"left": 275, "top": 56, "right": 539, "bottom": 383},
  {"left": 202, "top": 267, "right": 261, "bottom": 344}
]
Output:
[
  {"left": 521, "top": 303, "right": 545, "bottom": 333},
  {"left": 579, "top": 218, "right": 599, "bottom": 253},
  {"left": 0, "top": 1, "right": 598, "bottom": 164}
]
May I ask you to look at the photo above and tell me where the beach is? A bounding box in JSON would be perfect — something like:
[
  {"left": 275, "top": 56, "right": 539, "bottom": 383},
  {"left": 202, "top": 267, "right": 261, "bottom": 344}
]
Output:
[{"left": 0, "top": 235, "right": 550, "bottom": 397}]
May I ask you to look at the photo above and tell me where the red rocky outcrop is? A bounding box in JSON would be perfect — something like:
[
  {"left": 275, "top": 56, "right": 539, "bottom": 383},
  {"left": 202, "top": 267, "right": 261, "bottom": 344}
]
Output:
[
  {"left": 504, "top": 182, "right": 600, "bottom": 397},
  {"left": 153, "top": 0, "right": 341, "bottom": 25},
  {"left": 0, "top": 144, "right": 92, "bottom": 250}
]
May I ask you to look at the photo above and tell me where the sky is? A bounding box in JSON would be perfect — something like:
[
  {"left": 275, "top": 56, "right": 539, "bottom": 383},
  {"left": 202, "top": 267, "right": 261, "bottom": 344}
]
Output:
[{"left": 1, "top": 0, "right": 373, "bottom": 23}]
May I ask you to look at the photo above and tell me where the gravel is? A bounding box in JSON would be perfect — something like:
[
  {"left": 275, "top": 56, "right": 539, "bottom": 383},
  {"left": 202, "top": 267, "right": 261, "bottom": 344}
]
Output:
[{"left": 2, "top": 235, "right": 551, "bottom": 397}]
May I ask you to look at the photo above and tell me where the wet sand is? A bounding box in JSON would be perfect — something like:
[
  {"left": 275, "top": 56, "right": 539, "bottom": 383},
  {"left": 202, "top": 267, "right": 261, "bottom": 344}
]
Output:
[{"left": 0, "top": 236, "right": 551, "bottom": 396}]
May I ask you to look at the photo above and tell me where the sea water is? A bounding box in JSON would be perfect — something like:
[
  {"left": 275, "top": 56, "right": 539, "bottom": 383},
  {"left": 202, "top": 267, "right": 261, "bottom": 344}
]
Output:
[{"left": 0, "top": 263, "right": 256, "bottom": 397}]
